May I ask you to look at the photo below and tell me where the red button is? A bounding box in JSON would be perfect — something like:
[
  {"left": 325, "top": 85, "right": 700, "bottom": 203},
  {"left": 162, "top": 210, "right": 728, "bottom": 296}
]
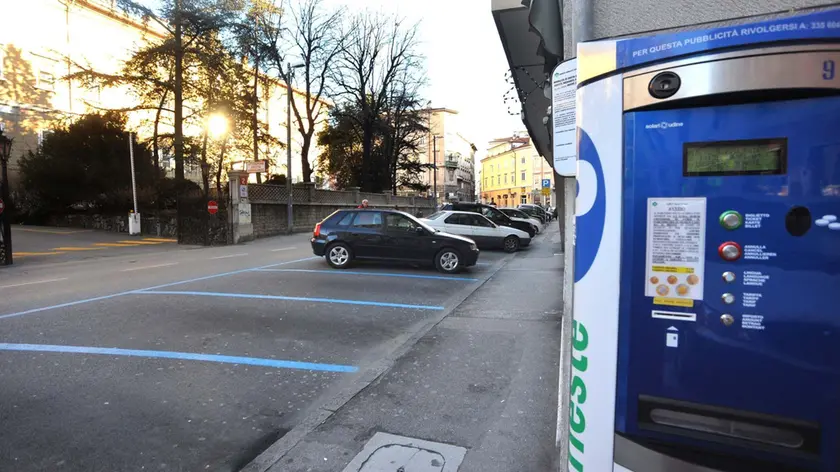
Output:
[{"left": 718, "top": 241, "right": 742, "bottom": 261}]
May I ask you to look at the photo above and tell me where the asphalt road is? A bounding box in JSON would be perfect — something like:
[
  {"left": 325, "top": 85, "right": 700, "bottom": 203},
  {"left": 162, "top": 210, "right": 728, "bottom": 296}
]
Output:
[{"left": 0, "top": 231, "right": 518, "bottom": 471}]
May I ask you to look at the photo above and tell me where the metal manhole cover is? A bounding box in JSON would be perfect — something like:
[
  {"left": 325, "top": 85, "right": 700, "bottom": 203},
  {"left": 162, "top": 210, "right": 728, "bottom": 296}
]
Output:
[{"left": 342, "top": 432, "right": 466, "bottom": 472}]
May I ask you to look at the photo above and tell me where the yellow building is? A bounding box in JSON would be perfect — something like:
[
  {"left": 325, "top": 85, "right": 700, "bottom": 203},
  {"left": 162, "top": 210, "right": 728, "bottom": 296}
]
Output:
[
  {"left": 479, "top": 134, "right": 554, "bottom": 207},
  {"left": 1, "top": 0, "right": 328, "bottom": 188}
]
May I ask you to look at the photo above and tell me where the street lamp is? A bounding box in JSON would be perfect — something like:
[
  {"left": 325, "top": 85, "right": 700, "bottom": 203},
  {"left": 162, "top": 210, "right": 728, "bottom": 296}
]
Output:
[
  {"left": 207, "top": 113, "right": 229, "bottom": 139},
  {"left": 286, "top": 62, "right": 304, "bottom": 234},
  {"left": 0, "top": 131, "right": 14, "bottom": 265}
]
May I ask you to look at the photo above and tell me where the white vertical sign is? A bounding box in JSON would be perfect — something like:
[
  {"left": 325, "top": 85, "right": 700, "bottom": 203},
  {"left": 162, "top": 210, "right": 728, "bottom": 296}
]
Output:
[{"left": 552, "top": 58, "right": 578, "bottom": 177}]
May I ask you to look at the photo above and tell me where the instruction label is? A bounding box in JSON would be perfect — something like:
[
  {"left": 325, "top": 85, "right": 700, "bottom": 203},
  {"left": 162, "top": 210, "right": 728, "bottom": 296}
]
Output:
[
  {"left": 552, "top": 59, "right": 577, "bottom": 176},
  {"left": 646, "top": 198, "right": 707, "bottom": 304}
]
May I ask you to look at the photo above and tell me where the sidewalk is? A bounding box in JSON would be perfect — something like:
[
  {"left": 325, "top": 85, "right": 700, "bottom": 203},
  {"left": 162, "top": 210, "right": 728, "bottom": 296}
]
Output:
[{"left": 266, "top": 226, "right": 563, "bottom": 472}]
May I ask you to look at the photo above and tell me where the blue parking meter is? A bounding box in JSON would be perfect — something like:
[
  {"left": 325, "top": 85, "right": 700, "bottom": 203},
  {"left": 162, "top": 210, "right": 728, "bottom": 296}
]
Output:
[{"left": 570, "top": 8, "right": 840, "bottom": 472}]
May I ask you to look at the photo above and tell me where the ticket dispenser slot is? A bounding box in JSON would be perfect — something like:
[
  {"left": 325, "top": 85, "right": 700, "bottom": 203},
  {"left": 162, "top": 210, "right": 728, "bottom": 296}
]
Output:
[{"left": 617, "top": 46, "right": 840, "bottom": 471}]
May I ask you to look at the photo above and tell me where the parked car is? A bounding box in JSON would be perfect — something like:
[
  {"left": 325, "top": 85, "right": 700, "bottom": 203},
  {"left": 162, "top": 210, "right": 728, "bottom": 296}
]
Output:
[
  {"left": 498, "top": 208, "right": 542, "bottom": 233},
  {"left": 422, "top": 210, "right": 531, "bottom": 252},
  {"left": 518, "top": 204, "right": 550, "bottom": 223},
  {"left": 311, "top": 209, "right": 480, "bottom": 274},
  {"left": 440, "top": 202, "right": 538, "bottom": 237}
]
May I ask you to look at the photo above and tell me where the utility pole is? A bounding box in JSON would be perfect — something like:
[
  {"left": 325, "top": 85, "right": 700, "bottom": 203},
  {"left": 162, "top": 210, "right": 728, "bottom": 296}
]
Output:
[{"left": 432, "top": 136, "right": 438, "bottom": 207}]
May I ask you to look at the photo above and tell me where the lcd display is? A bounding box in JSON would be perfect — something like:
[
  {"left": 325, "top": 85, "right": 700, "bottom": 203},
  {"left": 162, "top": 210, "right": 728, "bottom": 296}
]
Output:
[{"left": 683, "top": 138, "right": 787, "bottom": 176}]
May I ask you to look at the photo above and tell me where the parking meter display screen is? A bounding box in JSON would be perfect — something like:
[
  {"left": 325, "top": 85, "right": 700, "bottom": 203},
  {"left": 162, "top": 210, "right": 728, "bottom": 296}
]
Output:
[{"left": 683, "top": 138, "right": 786, "bottom": 176}]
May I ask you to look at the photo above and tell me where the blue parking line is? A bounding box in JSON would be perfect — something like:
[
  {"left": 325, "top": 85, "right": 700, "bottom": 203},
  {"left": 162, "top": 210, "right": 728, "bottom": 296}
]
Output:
[
  {"left": 0, "top": 256, "right": 320, "bottom": 320},
  {"left": 0, "top": 343, "right": 358, "bottom": 373},
  {"left": 253, "top": 268, "right": 478, "bottom": 282},
  {"left": 136, "top": 290, "right": 445, "bottom": 311}
]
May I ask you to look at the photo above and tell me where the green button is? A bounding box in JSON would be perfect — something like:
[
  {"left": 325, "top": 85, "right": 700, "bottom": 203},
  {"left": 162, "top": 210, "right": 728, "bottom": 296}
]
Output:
[{"left": 719, "top": 211, "right": 742, "bottom": 230}]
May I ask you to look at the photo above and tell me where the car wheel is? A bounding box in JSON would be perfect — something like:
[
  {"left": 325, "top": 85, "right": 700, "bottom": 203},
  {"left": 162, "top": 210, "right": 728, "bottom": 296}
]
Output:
[
  {"left": 503, "top": 236, "right": 520, "bottom": 253},
  {"left": 326, "top": 242, "right": 353, "bottom": 269},
  {"left": 435, "top": 248, "right": 462, "bottom": 274}
]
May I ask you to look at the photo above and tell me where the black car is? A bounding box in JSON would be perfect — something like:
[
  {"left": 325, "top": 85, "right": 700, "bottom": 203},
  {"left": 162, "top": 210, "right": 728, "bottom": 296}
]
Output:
[
  {"left": 440, "top": 202, "right": 537, "bottom": 237},
  {"left": 311, "top": 209, "right": 480, "bottom": 274},
  {"left": 518, "top": 204, "right": 549, "bottom": 223}
]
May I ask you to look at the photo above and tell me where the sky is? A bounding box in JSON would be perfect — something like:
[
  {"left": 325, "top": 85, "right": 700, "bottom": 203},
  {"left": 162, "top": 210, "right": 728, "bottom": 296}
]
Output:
[
  {"left": 320, "top": 0, "right": 523, "bottom": 154},
  {"left": 141, "top": 0, "right": 524, "bottom": 156}
]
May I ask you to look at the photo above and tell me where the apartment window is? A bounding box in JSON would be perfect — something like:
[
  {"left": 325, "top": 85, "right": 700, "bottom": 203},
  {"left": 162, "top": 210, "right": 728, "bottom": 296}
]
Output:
[
  {"left": 38, "top": 70, "right": 55, "bottom": 91},
  {"left": 521, "top": 172, "right": 526, "bottom": 181},
  {"left": 38, "top": 129, "right": 54, "bottom": 146},
  {"left": 521, "top": 157, "right": 526, "bottom": 164},
  {"left": 521, "top": 195, "right": 527, "bottom": 204}
]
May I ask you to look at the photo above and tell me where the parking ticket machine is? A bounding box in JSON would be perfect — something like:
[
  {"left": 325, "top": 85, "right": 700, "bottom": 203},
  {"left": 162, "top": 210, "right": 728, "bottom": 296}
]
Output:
[{"left": 570, "top": 8, "right": 840, "bottom": 472}]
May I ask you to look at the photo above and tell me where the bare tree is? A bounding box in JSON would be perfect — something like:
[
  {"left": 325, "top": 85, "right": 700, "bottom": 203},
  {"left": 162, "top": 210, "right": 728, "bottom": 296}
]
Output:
[
  {"left": 255, "top": 0, "right": 344, "bottom": 184},
  {"left": 332, "top": 12, "right": 422, "bottom": 193}
]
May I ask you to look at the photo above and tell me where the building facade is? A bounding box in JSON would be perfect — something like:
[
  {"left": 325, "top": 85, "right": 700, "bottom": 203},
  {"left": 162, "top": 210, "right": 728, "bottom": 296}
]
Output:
[
  {"left": 416, "top": 108, "right": 476, "bottom": 204},
  {"left": 480, "top": 133, "right": 554, "bottom": 207},
  {"left": 1, "top": 0, "right": 327, "bottom": 188}
]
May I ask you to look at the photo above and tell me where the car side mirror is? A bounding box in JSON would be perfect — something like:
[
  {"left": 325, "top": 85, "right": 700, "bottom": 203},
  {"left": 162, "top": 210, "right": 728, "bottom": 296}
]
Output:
[{"left": 415, "top": 226, "right": 426, "bottom": 235}]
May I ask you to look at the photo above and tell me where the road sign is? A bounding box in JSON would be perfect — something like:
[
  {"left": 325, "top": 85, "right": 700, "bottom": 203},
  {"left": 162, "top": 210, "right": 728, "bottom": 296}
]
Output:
[
  {"left": 542, "top": 178, "right": 551, "bottom": 188},
  {"left": 245, "top": 160, "right": 267, "bottom": 173},
  {"left": 0, "top": 198, "right": 4, "bottom": 214},
  {"left": 542, "top": 187, "right": 551, "bottom": 196},
  {"left": 207, "top": 200, "right": 219, "bottom": 215}
]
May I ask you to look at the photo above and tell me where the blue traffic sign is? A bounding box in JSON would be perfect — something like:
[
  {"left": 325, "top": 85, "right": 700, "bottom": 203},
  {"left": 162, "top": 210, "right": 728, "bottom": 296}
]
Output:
[{"left": 542, "top": 179, "right": 551, "bottom": 188}]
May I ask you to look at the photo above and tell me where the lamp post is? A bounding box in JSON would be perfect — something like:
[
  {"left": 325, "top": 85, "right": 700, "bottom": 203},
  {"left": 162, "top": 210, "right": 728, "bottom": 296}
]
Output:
[
  {"left": 286, "top": 62, "right": 304, "bottom": 234},
  {"left": 0, "top": 132, "right": 13, "bottom": 265}
]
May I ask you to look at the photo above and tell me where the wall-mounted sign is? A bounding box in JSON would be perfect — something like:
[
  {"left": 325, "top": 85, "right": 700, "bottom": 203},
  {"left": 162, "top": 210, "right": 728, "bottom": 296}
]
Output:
[{"left": 552, "top": 58, "right": 577, "bottom": 177}]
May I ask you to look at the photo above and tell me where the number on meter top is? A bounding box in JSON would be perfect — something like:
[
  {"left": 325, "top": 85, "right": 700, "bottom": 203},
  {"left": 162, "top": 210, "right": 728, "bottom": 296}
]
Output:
[{"left": 823, "top": 59, "right": 835, "bottom": 80}]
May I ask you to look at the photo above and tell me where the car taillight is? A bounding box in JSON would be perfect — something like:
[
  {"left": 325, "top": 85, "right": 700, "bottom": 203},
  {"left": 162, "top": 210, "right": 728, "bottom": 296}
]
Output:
[{"left": 313, "top": 222, "right": 321, "bottom": 237}]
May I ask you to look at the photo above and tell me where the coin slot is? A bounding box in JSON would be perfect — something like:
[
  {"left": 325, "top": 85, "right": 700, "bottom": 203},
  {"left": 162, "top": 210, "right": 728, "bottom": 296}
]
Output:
[{"left": 785, "top": 206, "right": 811, "bottom": 237}]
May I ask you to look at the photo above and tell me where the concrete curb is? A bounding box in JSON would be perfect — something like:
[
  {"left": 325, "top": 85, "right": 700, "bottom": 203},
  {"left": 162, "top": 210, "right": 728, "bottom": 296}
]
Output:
[{"left": 239, "top": 247, "right": 522, "bottom": 472}]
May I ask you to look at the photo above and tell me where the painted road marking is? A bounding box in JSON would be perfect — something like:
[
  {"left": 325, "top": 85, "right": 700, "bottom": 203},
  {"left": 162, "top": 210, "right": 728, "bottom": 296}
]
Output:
[
  {"left": 211, "top": 253, "right": 248, "bottom": 260},
  {"left": 52, "top": 247, "right": 104, "bottom": 251},
  {"left": 15, "top": 228, "right": 92, "bottom": 235},
  {"left": 0, "top": 343, "right": 358, "bottom": 373},
  {"left": 136, "top": 290, "right": 445, "bottom": 311},
  {"left": 255, "top": 268, "right": 478, "bottom": 282},
  {"left": 143, "top": 238, "right": 177, "bottom": 243},
  {"left": 14, "top": 251, "right": 65, "bottom": 257},
  {"left": 121, "top": 262, "right": 179, "bottom": 272},
  {"left": 93, "top": 243, "right": 140, "bottom": 248},
  {"left": 0, "top": 256, "right": 320, "bottom": 320},
  {"left": 118, "top": 240, "right": 162, "bottom": 245},
  {"left": 0, "top": 278, "right": 68, "bottom": 290},
  {"left": 271, "top": 247, "right": 297, "bottom": 252}
]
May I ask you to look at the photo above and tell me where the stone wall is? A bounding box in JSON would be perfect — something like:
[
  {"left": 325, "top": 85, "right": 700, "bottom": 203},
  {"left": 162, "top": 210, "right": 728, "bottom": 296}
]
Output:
[{"left": 247, "top": 183, "right": 436, "bottom": 239}]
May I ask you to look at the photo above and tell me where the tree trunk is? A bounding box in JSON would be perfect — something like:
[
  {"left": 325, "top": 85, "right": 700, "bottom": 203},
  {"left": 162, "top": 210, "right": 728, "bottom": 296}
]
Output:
[
  {"left": 300, "top": 132, "right": 313, "bottom": 183},
  {"left": 173, "top": 0, "right": 185, "bottom": 183}
]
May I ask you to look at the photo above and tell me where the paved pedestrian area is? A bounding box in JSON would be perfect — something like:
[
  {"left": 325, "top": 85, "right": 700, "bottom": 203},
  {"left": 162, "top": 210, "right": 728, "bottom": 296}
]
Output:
[{"left": 0, "top": 230, "right": 528, "bottom": 471}]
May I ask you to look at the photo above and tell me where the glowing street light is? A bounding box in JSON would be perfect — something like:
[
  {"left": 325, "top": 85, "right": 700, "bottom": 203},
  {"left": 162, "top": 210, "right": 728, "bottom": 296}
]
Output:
[{"left": 207, "top": 113, "right": 229, "bottom": 139}]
